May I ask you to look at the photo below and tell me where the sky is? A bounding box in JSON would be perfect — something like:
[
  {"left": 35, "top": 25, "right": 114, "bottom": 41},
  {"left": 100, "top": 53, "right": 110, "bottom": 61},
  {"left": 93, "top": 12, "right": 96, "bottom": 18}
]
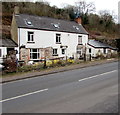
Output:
[{"left": 43, "top": 0, "right": 119, "bottom": 16}]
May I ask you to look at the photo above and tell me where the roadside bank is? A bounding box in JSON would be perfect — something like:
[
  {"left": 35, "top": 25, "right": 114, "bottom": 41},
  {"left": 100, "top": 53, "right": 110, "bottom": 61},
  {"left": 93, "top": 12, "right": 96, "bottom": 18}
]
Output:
[{"left": 1, "top": 58, "right": 118, "bottom": 83}]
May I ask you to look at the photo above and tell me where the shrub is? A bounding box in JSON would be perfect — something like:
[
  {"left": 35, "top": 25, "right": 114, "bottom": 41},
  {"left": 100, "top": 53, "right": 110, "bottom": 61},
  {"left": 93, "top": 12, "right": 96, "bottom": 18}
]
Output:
[
  {"left": 110, "top": 52, "right": 118, "bottom": 58},
  {"left": 96, "top": 53, "right": 106, "bottom": 59},
  {"left": 18, "top": 63, "right": 44, "bottom": 72},
  {"left": 67, "top": 59, "right": 75, "bottom": 63}
]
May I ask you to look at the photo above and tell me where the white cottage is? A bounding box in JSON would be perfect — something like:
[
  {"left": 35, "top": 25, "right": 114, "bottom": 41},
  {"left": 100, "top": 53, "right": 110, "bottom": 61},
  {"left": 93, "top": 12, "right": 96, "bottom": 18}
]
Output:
[
  {"left": 88, "top": 40, "right": 117, "bottom": 58},
  {"left": 0, "top": 38, "right": 18, "bottom": 64},
  {"left": 11, "top": 9, "right": 89, "bottom": 62}
]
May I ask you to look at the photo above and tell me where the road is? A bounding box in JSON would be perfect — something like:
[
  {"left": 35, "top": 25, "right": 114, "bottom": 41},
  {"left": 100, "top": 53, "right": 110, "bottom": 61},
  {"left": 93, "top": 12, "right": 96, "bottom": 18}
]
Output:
[{"left": 1, "top": 62, "right": 119, "bottom": 113}]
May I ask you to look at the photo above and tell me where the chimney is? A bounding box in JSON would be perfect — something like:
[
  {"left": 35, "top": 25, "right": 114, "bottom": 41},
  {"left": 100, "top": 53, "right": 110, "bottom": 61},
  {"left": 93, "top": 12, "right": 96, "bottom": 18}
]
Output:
[
  {"left": 75, "top": 16, "right": 82, "bottom": 25},
  {"left": 14, "top": 5, "right": 19, "bottom": 15}
]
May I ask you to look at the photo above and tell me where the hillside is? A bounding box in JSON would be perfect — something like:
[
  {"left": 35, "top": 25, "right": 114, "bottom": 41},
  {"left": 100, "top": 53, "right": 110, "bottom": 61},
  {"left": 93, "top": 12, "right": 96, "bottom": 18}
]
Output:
[{"left": 1, "top": 2, "right": 120, "bottom": 47}]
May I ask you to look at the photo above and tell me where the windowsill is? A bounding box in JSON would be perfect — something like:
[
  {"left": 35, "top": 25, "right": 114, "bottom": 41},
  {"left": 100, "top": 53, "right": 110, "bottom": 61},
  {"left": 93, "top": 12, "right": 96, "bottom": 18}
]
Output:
[
  {"left": 52, "top": 54, "right": 58, "bottom": 56},
  {"left": 27, "top": 41, "right": 35, "bottom": 43},
  {"left": 29, "top": 59, "right": 41, "bottom": 61},
  {"left": 56, "top": 42, "right": 61, "bottom": 44}
]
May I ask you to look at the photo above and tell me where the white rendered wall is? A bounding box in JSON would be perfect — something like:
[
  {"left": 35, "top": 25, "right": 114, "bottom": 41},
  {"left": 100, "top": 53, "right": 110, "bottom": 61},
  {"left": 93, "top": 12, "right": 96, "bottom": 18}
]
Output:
[
  {"left": 87, "top": 45, "right": 112, "bottom": 57},
  {"left": 18, "top": 28, "right": 88, "bottom": 59},
  {"left": 0, "top": 47, "right": 7, "bottom": 63}
]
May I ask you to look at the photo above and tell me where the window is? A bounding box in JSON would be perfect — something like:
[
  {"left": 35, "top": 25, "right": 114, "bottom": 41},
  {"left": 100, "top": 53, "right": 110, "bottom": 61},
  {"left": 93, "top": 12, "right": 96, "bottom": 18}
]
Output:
[
  {"left": 103, "top": 48, "right": 106, "bottom": 54},
  {"left": 27, "top": 21, "right": 32, "bottom": 25},
  {"left": 7, "top": 48, "right": 14, "bottom": 55},
  {"left": 62, "top": 49, "right": 65, "bottom": 54},
  {"left": 53, "top": 49, "right": 58, "bottom": 56},
  {"left": 53, "top": 24, "right": 59, "bottom": 28},
  {"left": 78, "top": 36, "right": 82, "bottom": 45},
  {"left": 25, "top": 19, "right": 33, "bottom": 26},
  {"left": 28, "top": 32, "right": 34, "bottom": 43},
  {"left": 56, "top": 34, "right": 61, "bottom": 44},
  {"left": 89, "top": 48, "right": 91, "bottom": 53},
  {"left": 73, "top": 26, "right": 79, "bottom": 30},
  {"left": 77, "top": 47, "right": 82, "bottom": 55},
  {"left": 0, "top": 49, "right": 1, "bottom": 57},
  {"left": 30, "top": 49, "right": 40, "bottom": 60}
]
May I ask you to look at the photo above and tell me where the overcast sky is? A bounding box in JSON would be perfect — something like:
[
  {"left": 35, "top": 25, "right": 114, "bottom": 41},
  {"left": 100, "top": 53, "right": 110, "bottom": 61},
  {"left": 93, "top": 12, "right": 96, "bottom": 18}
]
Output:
[{"left": 43, "top": 0, "right": 119, "bottom": 16}]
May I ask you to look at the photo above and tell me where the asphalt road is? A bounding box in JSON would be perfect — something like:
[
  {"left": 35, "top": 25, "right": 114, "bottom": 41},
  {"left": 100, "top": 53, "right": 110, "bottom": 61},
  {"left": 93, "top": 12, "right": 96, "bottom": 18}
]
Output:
[{"left": 1, "top": 62, "right": 119, "bottom": 113}]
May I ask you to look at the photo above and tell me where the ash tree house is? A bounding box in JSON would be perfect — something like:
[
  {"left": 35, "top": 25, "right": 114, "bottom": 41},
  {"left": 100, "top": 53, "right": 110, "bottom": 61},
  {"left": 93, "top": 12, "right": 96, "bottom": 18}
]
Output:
[{"left": 11, "top": 7, "right": 89, "bottom": 63}]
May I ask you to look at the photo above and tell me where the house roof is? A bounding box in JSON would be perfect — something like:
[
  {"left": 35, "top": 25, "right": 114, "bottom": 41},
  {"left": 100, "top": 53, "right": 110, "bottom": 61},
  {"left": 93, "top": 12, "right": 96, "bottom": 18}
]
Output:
[
  {"left": 0, "top": 38, "right": 18, "bottom": 47},
  {"left": 88, "top": 40, "right": 117, "bottom": 50},
  {"left": 15, "top": 14, "right": 88, "bottom": 35}
]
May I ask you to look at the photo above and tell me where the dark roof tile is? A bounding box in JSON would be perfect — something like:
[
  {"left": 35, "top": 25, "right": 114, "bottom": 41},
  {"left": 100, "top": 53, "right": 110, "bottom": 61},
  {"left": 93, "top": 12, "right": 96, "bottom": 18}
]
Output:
[
  {"left": 15, "top": 14, "right": 88, "bottom": 35},
  {"left": 0, "top": 38, "right": 18, "bottom": 47},
  {"left": 88, "top": 40, "right": 117, "bottom": 50}
]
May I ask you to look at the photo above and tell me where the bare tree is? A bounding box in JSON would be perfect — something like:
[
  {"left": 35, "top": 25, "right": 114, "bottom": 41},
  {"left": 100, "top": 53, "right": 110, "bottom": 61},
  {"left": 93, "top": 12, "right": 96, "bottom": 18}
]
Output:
[
  {"left": 74, "top": 0, "right": 95, "bottom": 15},
  {"left": 99, "top": 10, "right": 117, "bottom": 23}
]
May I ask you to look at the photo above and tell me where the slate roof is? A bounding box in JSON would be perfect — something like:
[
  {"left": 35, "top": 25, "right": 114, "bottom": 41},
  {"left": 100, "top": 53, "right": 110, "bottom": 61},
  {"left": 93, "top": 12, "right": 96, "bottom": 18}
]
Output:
[
  {"left": 88, "top": 40, "right": 117, "bottom": 50},
  {"left": 0, "top": 38, "right": 18, "bottom": 47},
  {"left": 15, "top": 14, "right": 88, "bottom": 35}
]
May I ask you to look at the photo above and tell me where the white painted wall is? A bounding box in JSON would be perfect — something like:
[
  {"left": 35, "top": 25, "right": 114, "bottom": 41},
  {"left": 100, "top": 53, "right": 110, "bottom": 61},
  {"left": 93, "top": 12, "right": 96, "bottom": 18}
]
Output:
[
  {"left": 88, "top": 45, "right": 117, "bottom": 57},
  {"left": 0, "top": 47, "right": 7, "bottom": 63},
  {"left": 0, "top": 47, "right": 19, "bottom": 63},
  {"left": 18, "top": 28, "right": 88, "bottom": 60}
]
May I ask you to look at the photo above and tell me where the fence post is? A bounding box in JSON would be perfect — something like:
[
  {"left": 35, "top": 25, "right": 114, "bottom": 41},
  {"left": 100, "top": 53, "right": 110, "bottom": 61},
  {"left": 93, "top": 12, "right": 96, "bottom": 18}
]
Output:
[
  {"left": 84, "top": 54, "right": 86, "bottom": 61},
  {"left": 43, "top": 57, "right": 47, "bottom": 68},
  {"left": 89, "top": 54, "right": 91, "bottom": 61}
]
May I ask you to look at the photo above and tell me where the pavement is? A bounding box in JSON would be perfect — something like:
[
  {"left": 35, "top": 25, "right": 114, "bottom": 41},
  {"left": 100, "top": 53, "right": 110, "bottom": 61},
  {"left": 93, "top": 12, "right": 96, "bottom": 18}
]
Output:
[{"left": 1, "top": 58, "right": 118, "bottom": 83}]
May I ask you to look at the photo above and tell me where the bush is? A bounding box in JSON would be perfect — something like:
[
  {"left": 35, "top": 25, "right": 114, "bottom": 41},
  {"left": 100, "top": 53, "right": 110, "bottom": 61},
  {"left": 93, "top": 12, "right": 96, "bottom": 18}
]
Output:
[
  {"left": 18, "top": 63, "right": 44, "bottom": 72},
  {"left": 110, "top": 52, "right": 118, "bottom": 58},
  {"left": 96, "top": 53, "right": 107, "bottom": 59}
]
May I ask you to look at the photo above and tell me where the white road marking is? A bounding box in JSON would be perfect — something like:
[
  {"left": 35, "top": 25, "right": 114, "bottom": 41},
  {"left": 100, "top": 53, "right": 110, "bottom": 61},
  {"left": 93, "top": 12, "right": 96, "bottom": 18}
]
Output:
[
  {"left": 1, "top": 70, "right": 117, "bottom": 103},
  {"left": 0, "top": 88, "right": 48, "bottom": 103},
  {"left": 78, "top": 70, "right": 117, "bottom": 82}
]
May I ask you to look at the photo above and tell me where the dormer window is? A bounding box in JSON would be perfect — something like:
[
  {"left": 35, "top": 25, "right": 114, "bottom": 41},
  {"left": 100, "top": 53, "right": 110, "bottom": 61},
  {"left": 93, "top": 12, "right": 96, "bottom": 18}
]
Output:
[
  {"left": 25, "top": 19, "right": 33, "bottom": 26},
  {"left": 54, "top": 24, "right": 59, "bottom": 28},
  {"left": 73, "top": 26, "right": 79, "bottom": 30},
  {"left": 27, "top": 21, "right": 32, "bottom": 25},
  {"left": 51, "top": 23, "right": 60, "bottom": 28}
]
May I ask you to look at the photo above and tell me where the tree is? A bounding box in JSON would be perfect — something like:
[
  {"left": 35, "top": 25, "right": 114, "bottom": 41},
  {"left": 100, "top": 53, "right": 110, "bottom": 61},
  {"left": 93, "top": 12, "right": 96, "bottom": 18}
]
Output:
[
  {"left": 74, "top": 0, "right": 95, "bottom": 15},
  {"left": 98, "top": 10, "right": 114, "bottom": 32},
  {"left": 64, "top": 5, "right": 76, "bottom": 20}
]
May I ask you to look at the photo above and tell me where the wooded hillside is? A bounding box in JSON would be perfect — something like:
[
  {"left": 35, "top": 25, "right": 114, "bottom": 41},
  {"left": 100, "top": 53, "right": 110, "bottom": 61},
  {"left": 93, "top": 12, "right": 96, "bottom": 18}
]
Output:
[{"left": 1, "top": 1, "right": 120, "bottom": 47}]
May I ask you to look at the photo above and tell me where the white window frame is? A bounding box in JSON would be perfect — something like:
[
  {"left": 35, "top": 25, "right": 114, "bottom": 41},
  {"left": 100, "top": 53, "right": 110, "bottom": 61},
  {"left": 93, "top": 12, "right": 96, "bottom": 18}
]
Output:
[
  {"left": 28, "top": 32, "right": 34, "bottom": 43},
  {"left": 30, "top": 49, "right": 40, "bottom": 60},
  {"left": 78, "top": 36, "right": 82, "bottom": 45},
  {"left": 53, "top": 49, "right": 58, "bottom": 56},
  {"left": 56, "top": 34, "right": 61, "bottom": 44}
]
